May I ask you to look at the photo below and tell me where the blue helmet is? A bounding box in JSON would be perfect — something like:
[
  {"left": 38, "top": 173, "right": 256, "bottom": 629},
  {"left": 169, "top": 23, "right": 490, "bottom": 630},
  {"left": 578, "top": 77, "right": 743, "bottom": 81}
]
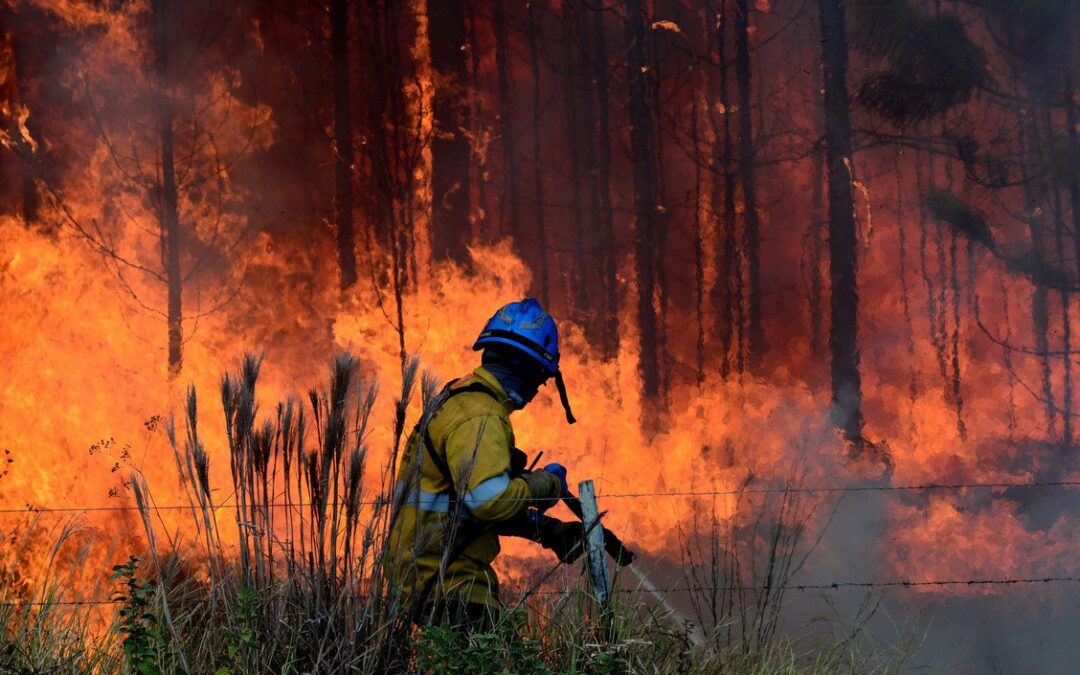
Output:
[
  {"left": 473, "top": 298, "right": 576, "bottom": 423},
  {"left": 473, "top": 298, "right": 560, "bottom": 375}
]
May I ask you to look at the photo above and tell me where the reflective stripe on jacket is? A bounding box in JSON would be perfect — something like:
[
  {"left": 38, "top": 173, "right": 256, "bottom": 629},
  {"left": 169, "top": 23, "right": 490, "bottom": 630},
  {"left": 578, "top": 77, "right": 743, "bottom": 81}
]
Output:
[{"left": 386, "top": 367, "right": 533, "bottom": 608}]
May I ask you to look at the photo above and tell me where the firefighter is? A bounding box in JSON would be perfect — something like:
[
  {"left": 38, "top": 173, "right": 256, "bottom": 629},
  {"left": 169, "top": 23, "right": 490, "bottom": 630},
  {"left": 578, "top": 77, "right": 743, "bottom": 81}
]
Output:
[{"left": 387, "top": 298, "right": 584, "bottom": 629}]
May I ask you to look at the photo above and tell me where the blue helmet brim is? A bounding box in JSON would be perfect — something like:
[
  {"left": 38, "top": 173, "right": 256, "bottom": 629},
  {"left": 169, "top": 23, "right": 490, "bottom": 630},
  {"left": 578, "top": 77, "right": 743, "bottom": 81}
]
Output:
[{"left": 473, "top": 333, "right": 559, "bottom": 376}]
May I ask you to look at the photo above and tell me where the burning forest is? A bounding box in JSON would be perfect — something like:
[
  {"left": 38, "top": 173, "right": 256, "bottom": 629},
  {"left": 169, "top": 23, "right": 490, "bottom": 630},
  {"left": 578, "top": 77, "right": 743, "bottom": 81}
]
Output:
[{"left": 1, "top": 0, "right": 1079, "bottom": 672}]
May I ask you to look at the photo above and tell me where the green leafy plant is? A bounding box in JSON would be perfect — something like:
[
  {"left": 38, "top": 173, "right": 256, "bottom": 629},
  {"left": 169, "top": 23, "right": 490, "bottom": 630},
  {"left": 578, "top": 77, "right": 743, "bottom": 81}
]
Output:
[
  {"left": 214, "top": 585, "right": 258, "bottom": 674},
  {"left": 416, "top": 612, "right": 555, "bottom": 675},
  {"left": 111, "top": 555, "right": 164, "bottom": 675}
]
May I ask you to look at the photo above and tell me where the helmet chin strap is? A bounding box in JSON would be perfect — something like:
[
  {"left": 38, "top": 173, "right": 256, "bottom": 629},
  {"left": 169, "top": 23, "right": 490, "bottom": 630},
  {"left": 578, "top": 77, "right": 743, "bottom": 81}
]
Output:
[{"left": 554, "top": 371, "right": 576, "bottom": 424}]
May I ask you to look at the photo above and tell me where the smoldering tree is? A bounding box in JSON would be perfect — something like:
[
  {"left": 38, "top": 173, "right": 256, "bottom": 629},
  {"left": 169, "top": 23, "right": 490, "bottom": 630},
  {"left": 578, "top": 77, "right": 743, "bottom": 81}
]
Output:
[
  {"left": 330, "top": 0, "right": 358, "bottom": 291},
  {"left": 624, "top": 0, "right": 663, "bottom": 405},
  {"left": 0, "top": 15, "right": 39, "bottom": 223},
  {"left": 428, "top": 0, "right": 472, "bottom": 265},
  {"left": 818, "top": 0, "right": 865, "bottom": 448},
  {"left": 355, "top": 0, "right": 432, "bottom": 367},
  {"left": 4, "top": 0, "right": 271, "bottom": 380},
  {"left": 849, "top": 0, "right": 1079, "bottom": 448}
]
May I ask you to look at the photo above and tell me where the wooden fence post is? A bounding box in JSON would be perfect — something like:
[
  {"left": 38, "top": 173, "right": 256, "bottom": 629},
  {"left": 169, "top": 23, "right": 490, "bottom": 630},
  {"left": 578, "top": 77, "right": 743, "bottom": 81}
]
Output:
[{"left": 578, "top": 479, "right": 611, "bottom": 605}]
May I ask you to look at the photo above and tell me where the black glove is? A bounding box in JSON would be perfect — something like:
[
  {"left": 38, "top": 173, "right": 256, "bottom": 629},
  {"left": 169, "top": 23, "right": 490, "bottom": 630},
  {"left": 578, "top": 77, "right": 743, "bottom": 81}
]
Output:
[
  {"left": 492, "top": 510, "right": 544, "bottom": 541},
  {"left": 520, "top": 470, "right": 563, "bottom": 510},
  {"left": 537, "top": 516, "right": 585, "bottom": 564},
  {"left": 509, "top": 446, "right": 529, "bottom": 477},
  {"left": 492, "top": 512, "right": 585, "bottom": 565}
]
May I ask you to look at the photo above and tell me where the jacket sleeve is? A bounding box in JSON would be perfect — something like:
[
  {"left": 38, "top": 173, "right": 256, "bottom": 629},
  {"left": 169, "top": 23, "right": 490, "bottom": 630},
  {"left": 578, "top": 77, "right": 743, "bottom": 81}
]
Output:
[{"left": 443, "top": 413, "right": 531, "bottom": 522}]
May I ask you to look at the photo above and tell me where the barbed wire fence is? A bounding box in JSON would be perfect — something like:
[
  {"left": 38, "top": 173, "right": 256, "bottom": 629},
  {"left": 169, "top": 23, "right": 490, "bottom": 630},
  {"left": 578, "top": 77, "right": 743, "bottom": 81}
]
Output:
[
  {"left": 2, "top": 478, "right": 1078, "bottom": 514},
  {"left": 4, "top": 577, "right": 1080, "bottom": 609},
  {"left": 2, "top": 478, "right": 1078, "bottom": 608}
]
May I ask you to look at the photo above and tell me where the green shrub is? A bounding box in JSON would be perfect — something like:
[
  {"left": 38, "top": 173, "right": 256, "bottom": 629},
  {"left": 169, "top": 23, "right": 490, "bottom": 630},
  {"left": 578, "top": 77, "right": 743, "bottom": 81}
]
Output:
[
  {"left": 111, "top": 555, "right": 166, "bottom": 675},
  {"left": 416, "top": 611, "right": 555, "bottom": 675}
]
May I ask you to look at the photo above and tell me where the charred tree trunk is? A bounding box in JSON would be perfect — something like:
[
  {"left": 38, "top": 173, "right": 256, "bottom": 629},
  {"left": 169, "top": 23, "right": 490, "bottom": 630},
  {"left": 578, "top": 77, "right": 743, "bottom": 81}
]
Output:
[
  {"left": 492, "top": 0, "right": 518, "bottom": 240},
  {"left": 650, "top": 13, "right": 670, "bottom": 401},
  {"left": 916, "top": 150, "right": 950, "bottom": 392},
  {"left": 0, "top": 22, "right": 21, "bottom": 218},
  {"left": 562, "top": 0, "right": 588, "bottom": 312},
  {"left": 1043, "top": 100, "right": 1072, "bottom": 447},
  {"left": 895, "top": 151, "right": 918, "bottom": 409},
  {"left": 331, "top": 0, "right": 357, "bottom": 291},
  {"left": 357, "top": 1, "right": 413, "bottom": 363},
  {"left": 1069, "top": 74, "right": 1080, "bottom": 287},
  {"left": 808, "top": 144, "right": 826, "bottom": 359},
  {"left": 692, "top": 84, "right": 706, "bottom": 385},
  {"left": 948, "top": 228, "right": 967, "bottom": 440},
  {"left": 528, "top": 1, "right": 550, "bottom": 303},
  {"left": 354, "top": 5, "right": 378, "bottom": 254},
  {"left": 0, "top": 19, "right": 37, "bottom": 221},
  {"left": 152, "top": 0, "right": 183, "bottom": 380},
  {"left": 734, "top": 0, "right": 764, "bottom": 367},
  {"left": 711, "top": 1, "right": 739, "bottom": 377},
  {"left": 357, "top": 2, "right": 388, "bottom": 254},
  {"left": 592, "top": 6, "right": 619, "bottom": 361},
  {"left": 466, "top": 5, "right": 488, "bottom": 241},
  {"left": 818, "top": 0, "right": 864, "bottom": 446},
  {"left": 625, "top": 0, "right": 660, "bottom": 403},
  {"left": 1019, "top": 116, "right": 1057, "bottom": 438},
  {"left": 576, "top": 0, "right": 602, "bottom": 337},
  {"left": 428, "top": 0, "right": 471, "bottom": 264},
  {"left": 1069, "top": 114, "right": 1080, "bottom": 449}
]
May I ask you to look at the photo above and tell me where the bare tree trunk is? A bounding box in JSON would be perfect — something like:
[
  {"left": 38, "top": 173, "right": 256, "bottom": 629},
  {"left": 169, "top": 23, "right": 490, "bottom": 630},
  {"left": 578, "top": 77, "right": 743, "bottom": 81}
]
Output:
[
  {"left": 625, "top": 0, "right": 660, "bottom": 403},
  {"left": 710, "top": 1, "right": 739, "bottom": 377},
  {"left": 948, "top": 228, "right": 967, "bottom": 440},
  {"left": 692, "top": 81, "right": 706, "bottom": 385},
  {"left": 734, "top": 0, "right": 764, "bottom": 366},
  {"left": 915, "top": 149, "right": 950, "bottom": 396},
  {"left": 1019, "top": 115, "right": 1057, "bottom": 438},
  {"left": 650, "top": 10, "right": 671, "bottom": 401},
  {"left": 358, "top": 0, "right": 412, "bottom": 364},
  {"left": 939, "top": 121, "right": 966, "bottom": 441},
  {"left": 562, "top": 0, "right": 588, "bottom": 312},
  {"left": 152, "top": 0, "right": 183, "bottom": 379},
  {"left": 576, "top": 0, "right": 602, "bottom": 340},
  {"left": 467, "top": 3, "right": 489, "bottom": 241},
  {"left": 1045, "top": 102, "right": 1072, "bottom": 447},
  {"left": 895, "top": 151, "right": 918, "bottom": 411},
  {"left": 818, "top": 0, "right": 864, "bottom": 446},
  {"left": 428, "top": 0, "right": 471, "bottom": 264},
  {"left": 808, "top": 144, "right": 825, "bottom": 358},
  {"left": 492, "top": 0, "right": 518, "bottom": 240},
  {"left": 331, "top": 0, "right": 357, "bottom": 290},
  {"left": 1069, "top": 74, "right": 1080, "bottom": 286},
  {"left": 591, "top": 6, "right": 619, "bottom": 360},
  {"left": 528, "top": 1, "right": 550, "bottom": 303},
  {"left": 1000, "top": 277, "right": 1019, "bottom": 443},
  {"left": 0, "top": 18, "right": 38, "bottom": 222},
  {"left": 1062, "top": 62, "right": 1080, "bottom": 449}
]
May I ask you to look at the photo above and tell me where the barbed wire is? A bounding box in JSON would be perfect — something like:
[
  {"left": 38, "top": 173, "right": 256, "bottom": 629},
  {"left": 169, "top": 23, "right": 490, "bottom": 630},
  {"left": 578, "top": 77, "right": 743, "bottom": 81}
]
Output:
[
  {"left": 4, "top": 575, "right": 1080, "bottom": 608},
  {"left": 535, "top": 576, "right": 1080, "bottom": 595},
  {"left": 1, "top": 479, "right": 1078, "bottom": 516},
  {"left": 600, "top": 479, "right": 1080, "bottom": 498}
]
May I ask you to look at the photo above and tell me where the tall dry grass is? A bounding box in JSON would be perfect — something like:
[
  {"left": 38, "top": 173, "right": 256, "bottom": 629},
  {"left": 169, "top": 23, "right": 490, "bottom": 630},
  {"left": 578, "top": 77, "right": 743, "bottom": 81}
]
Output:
[{"left": 1, "top": 353, "right": 913, "bottom": 673}]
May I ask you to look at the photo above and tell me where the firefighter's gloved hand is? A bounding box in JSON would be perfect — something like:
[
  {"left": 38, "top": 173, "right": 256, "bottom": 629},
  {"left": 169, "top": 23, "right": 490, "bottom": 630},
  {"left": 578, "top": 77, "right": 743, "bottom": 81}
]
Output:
[
  {"left": 538, "top": 516, "right": 585, "bottom": 564},
  {"left": 543, "top": 463, "right": 568, "bottom": 495},
  {"left": 521, "top": 469, "right": 563, "bottom": 510},
  {"left": 510, "top": 446, "right": 529, "bottom": 477},
  {"left": 494, "top": 509, "right": 545, "bottom": 542}
]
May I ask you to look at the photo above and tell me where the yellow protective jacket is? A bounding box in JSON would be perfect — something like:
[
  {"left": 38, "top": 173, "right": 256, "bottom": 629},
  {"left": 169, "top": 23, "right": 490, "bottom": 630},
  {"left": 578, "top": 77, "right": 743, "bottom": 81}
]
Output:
[{"left": 386, "top": 367, "right": 544, "bottom": 608}]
